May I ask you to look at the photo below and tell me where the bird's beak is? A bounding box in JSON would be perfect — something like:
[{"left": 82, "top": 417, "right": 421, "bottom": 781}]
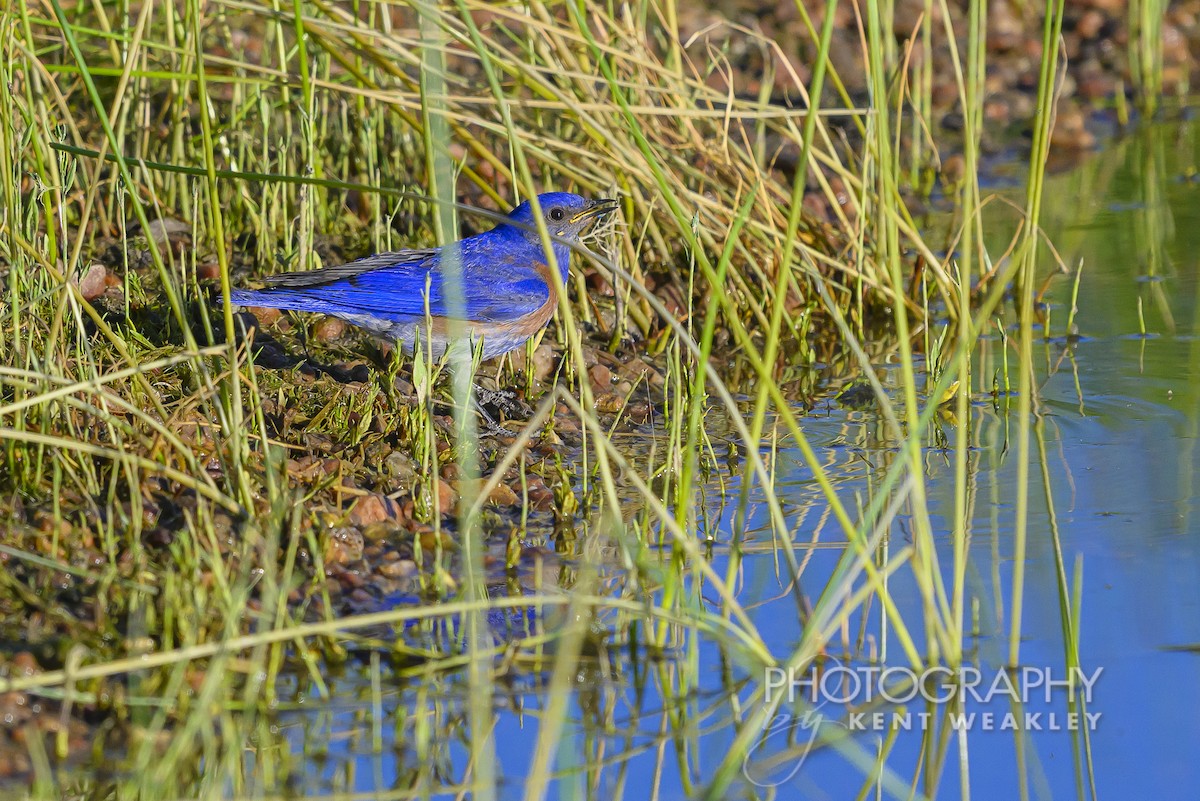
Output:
[{"left": 570, "top": 197, "right": 619, "bottom": 224}]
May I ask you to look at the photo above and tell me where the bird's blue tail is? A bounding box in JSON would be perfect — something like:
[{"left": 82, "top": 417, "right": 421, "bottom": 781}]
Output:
[{"left": 229, "top": 288, "right": 337, "bottom": 314}]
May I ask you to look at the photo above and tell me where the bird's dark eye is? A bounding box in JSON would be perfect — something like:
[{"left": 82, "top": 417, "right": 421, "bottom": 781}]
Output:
[{"left": 549, "top": 207, "right": 565, "bottom": 221}]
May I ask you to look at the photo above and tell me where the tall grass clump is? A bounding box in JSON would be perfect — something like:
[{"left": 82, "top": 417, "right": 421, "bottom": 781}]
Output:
[
  {"left": 0, "top": 0, "right": 1095, "bottom": 798},
  {"left": 1128, "top": 0, "right": 1166, "bottom": 114}
]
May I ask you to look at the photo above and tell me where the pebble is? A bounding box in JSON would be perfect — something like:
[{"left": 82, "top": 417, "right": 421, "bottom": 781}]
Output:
[
  {"left": 324, "top": 527, "right": 365, "bottom": 564},
  {"left": 1075, "top": 9, "right": 1107, "bottom": 39},
  {"left": 312, "top": 316, "right": 348, "bottom": 342},
  {"left": 76, "top": 263, "right": 107, "bottom": 301},
  {"left": 143, "top": 218, "right": 191, "bottom": 252},
  {"left": 0, "top": 692, "right": 30, "bottom": 726},
  {"left": 418, "top": 527, "right": 456, "bottom": 551},
  {"left": 589, "top": 363, "right": 612, "bottom": 391},
  {"left": 348, "top": 494, "right": 395, "bottom": 527},
  {"left": 454, "top": 478, "right": 520, "bottom": 507},
  {"left": 377, "top": 558, "right": 416, "bottom": 579},
  {"left": 334, "top": 568, "right": 366, "bottom": 590},
  {"left": 9, "top": 653, "right": 39, "bottom": 677},
  {"left": 0, "top": 750, "right": 31, "bottom": 778},
  {"left": 525, "top": 476, "right": 555, "bottom": 511},
  {"left": 532, "top": 340, "right": 558, "bottom": 382},
  {"left": 434, "top": 479, "right": 457, "bottom": 516},
  {"left": 594, "top": 393, "right": 626, "bottom": 414},
  {"left": 385, "top": 451, "right": 416, "bottom": 485},
  {"left": 246, "top": 306, "right": 282, "bottom": 325}
]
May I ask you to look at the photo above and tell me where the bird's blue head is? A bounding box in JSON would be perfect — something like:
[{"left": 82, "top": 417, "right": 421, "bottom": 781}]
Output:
[{"left": 503, "top": 192, "right": 618, "bottom": 244}]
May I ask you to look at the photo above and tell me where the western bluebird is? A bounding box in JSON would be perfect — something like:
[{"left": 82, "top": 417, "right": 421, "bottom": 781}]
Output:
[{"left": 231, "top": 192, "right": 617, "bottom": 361}]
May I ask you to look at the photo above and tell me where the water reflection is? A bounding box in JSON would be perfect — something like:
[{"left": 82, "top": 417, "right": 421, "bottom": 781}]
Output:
[{"left": 227, "top": 121, "right": 1200, "bottom": 800}]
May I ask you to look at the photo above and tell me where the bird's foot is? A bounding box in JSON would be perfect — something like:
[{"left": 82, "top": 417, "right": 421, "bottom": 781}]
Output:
[
  {"left": 477, "top": 410, "right": 519, "bottom": 438},
  {"left": 475, "top": 386, "right": 530, "bottom": 418},
  {"left": 473, "top": 386, "right": 530, "bottom": 438}
]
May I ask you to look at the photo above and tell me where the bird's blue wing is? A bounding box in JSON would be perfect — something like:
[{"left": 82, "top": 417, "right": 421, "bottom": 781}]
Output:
[{"left": 231, "top": 235, "right": 552, "bottom": 323}]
